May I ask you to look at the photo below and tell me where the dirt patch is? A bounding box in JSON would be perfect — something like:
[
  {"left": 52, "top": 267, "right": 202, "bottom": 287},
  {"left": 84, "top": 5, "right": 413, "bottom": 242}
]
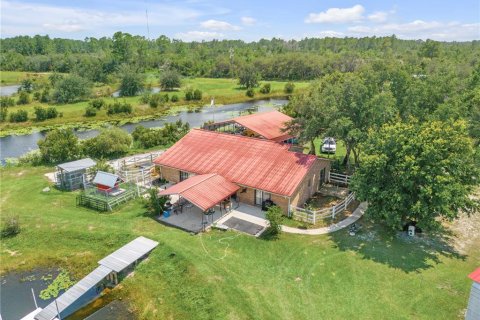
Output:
[{"left": 447, "top": 211, "right": 480, "bottom": 255}]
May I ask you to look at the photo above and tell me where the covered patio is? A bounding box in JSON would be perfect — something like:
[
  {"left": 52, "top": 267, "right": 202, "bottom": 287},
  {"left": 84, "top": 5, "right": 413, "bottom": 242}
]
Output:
[{"left": 157, "top": 174, "right": 239, "bottom": 232}]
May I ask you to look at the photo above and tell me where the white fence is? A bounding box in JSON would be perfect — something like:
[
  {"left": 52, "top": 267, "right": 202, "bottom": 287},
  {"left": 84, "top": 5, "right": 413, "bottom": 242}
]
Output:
[
  {"left": 329, "top": 172, "right": 352, "bottom": 185},
  {"left": 291, "top": 192, "right": 356, "bottom": 224}
]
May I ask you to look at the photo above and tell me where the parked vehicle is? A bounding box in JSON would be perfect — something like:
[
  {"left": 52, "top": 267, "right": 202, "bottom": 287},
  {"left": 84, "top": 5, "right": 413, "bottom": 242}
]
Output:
[{"left": 321, "top": 137, "right": 336, "bottom": 154}]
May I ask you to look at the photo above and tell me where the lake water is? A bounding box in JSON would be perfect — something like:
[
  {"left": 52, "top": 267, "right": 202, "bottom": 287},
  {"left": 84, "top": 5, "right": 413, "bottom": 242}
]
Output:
[
  {"left": 0, "top": 85, "right": 20, "bottom": 96},
  {"left": 0, "top": 98, "right": 287, "bottom": 160}
]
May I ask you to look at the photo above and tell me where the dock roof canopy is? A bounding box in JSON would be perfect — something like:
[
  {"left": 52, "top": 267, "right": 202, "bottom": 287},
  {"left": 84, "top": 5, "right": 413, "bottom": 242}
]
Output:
[
  {"left": 98, "top": 236, "right": 159, "bottom": 272},
  {"left": 159, "top": 174, "right": 239, "bottom": 211},
  {"left": 57, "top": 158, "right": 96, "bottom": 172},
  {"left": 93, "top": 171, "right": 121, "bottom": 188},
  {"left": 154, "top": 129, "right": 318, "bottom": 197}
]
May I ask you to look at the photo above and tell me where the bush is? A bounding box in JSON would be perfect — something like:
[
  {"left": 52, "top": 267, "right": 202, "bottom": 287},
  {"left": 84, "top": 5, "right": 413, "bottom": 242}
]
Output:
[
  {"left": 171, "top": 94, "right": 179, "bottom": 102},
  {"left": 89, "top": 98, "right": 105, "bottom": 109},
  {"left": 0, "top": 106, "right": 8, "bottom": 122},
  {"left": 159, "top": 69, "right": 181, "bottom": 90},
  {"left": 34, "top": 106, "right": 58, "bottom": 121},
  {"left": 9, "top": 109, "right": 28, "bottom": 122},
  {"left": 149, "top": 94, "right": 160, "bottom": 108},
  {"left": 193, "top": 89, "right": 202, "bottom": 100},
  {"left": 284, "top": 82, "right": 295, "bottom": 94},
  {"left": 53, "top": 75, "right": 91, "bottom": 103},
  {"left": 185, "top": 88, "right": 194, "bottom": 101},
  {"left": 19, "top": 79, "right": 34, "bottom": 93},
  {"left": 33, "top": 91, "right": 41, "bottom": 101},
  {"left": 84, "top": 105, "right": 97, "bottom": 117},
  {"left": 163, "top": 93, "right": 169, "bottom": 102},
  {"left": 106, "top": 100, "right": 132, "bottom": 115},
  {"left": 40, "top": 88, "right": 50, "bottom": 103},
  {"left": 18, "top": 149, "right": 44, "bottom": 166},
  {"left": 17, "top": 91, "right": 31, "bottom": 105},
  {"left": 246, "top": 88, "right": 255, "bottom": 97},
  {"left": 119, "top": 70, "right": 144, "bottom": 96},
  {"left": 82, "top": 127, "right": 132, "bottom": 159},
  {"left": 132, "top": 121, "right": 190, "bottom": 148},
  {"left": 265, "top": 205, "right": 283, "bottom": 237},
  {"left": 140, "top": 92, "right": 151, "bottom": 104},
  {"left": 1, "top": 97, "right": 15, "bottom": 107},
  {"left": 38, "top": 129, "right": 81, "bottom": 163},
  {"left": 1, "top": 216, "right": 21, "bottom": 238},
  {"left": 260, "top": 83, "right": 271, "bottom": 94},
  {"left": 145, "top": 188, "right": 169, "bottom": 216}
]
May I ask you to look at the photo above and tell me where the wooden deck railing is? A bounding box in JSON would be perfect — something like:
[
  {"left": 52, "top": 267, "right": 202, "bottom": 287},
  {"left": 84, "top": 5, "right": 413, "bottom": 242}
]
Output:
[{"left": 291, "top": 192, "right": 356, "bottom": 224}]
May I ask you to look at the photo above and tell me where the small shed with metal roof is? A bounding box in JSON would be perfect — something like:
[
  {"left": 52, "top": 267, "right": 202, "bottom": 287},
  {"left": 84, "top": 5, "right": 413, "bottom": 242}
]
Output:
[
  {"left": 55, "top": 158, "right": 96, "bottom": 191},
  {"left": 92, "top": 171, "right": 122, "bottom": 192}
]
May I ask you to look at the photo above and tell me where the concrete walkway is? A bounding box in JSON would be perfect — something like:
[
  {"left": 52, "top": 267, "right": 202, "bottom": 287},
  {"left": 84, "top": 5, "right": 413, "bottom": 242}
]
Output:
[{"left": 281, "top": 202, "right": 367, "bottom": 235}]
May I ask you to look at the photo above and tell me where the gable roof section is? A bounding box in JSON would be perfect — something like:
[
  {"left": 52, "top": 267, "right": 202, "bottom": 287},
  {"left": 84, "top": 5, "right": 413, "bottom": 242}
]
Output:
[
  {"left": 469, "top": 268, "right": 480, "bottom": 283},
  {"left": 159, "top": 174, "right": 239, "bottom": 211},
  {"left": 232, "top": 110, "right": 293, "bottom": 141},
  {"left": 93, "top": 171, "right": 120, "bottom": 188},
  {"left": 154, "top": 129, "right": 318, "bottom": 196}
]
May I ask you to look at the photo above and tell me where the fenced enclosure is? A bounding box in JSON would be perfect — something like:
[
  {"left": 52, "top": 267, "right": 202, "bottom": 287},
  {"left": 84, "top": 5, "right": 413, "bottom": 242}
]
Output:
[
  {"left": 113, "top": 151, "right": 162, "bottom": 192},
  {"left": 77, "top": 182, "right": 139, "bottom": 212},
  {"left": 291, "top": 192, "right": 356, "bottom": 224}
]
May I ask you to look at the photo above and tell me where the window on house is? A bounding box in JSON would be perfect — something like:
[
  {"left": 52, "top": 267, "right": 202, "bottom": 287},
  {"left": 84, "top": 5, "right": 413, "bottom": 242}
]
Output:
[{"left": 179, "top": 171, "right": 190, "bottom": 181}]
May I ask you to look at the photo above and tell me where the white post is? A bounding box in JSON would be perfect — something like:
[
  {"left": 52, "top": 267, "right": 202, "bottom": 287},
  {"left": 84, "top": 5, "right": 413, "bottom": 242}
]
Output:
[
  {"left": 31, "top": 288, "right": 38, "bottom": 308},
  {"left": 313, "top": 210, "right": 316, "bottom": 225},
  {"left": 332, "top": 206, "right": 336, "bottom": 219}
]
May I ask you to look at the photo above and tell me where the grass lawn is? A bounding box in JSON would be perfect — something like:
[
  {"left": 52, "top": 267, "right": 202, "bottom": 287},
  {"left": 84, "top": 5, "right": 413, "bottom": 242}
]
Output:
[
  {"left": 0, "top": 77, "right": 309, "bottom": 136},
  {"left": 0, "top": 71, "right": 52, "bottom": 85},
  {"left": 1, "top": 166, "right": 478, "bottom": 319}
]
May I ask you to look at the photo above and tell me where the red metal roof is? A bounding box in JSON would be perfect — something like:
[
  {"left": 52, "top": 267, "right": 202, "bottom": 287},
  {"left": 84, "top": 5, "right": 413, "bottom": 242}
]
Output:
[
  {"left": 469, "top": 268, "right": 480, "bottom": 283},
  {"left": 159, "top": 174, "right": 239, "bottom": 211},
  {"left": 154, "top": 129, "right": 318, "bottom": 196},
  {"left": 233, "top": 110, "right": 293, "bottom": 141}
]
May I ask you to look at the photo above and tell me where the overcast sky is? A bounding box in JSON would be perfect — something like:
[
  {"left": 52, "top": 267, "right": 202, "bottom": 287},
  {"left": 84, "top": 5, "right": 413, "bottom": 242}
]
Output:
[{"left": 1, "top": 0, "right": 479, "bottom": 41}]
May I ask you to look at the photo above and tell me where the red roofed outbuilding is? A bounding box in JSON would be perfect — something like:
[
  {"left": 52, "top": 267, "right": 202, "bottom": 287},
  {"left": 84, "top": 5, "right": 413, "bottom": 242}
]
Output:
[{"left": 154, "top": 129, "right": 330, "bottom": 214}]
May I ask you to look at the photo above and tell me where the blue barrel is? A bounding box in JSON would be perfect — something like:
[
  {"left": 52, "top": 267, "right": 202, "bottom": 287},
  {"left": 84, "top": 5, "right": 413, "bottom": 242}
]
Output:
[{"left": 163, "top": 209, "right": 171, "bottom": 218}]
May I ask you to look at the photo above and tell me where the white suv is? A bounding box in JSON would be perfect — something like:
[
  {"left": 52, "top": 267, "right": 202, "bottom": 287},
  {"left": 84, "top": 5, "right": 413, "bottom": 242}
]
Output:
[{"left": 321, "top": 137, "right": 336, "bottom": 154}]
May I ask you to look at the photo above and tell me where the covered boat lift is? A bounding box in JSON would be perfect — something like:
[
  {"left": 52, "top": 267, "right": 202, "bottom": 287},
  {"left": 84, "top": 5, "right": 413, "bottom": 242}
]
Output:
[{"left": 34, "top": 236, "right": 158, "bottom": 320}]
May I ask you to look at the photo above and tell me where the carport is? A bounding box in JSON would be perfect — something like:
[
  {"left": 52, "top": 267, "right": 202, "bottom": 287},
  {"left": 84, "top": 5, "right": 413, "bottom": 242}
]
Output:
[{"left": 158, "top": 174, "right": 239, "bottom": 232}]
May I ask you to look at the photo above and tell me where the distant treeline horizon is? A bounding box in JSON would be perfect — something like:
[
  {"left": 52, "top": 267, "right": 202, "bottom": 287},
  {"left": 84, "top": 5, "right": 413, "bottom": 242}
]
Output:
[{"left": 1, "top": 32, "right": 479, "bottom": 82}]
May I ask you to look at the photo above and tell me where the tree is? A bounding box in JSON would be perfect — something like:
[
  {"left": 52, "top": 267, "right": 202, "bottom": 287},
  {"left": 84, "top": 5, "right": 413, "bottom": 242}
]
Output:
[
  {"left": 265, "top": 205, "right": 283, "bottom": 236},
  {"left": 16, "top": 91, "right": 31, "bottom": 105},
  {"left": 38, "top": 129, "right": 80, "bottom": 163},
  {"left": 18, "top": 79, "right": 34, "bottom": 93},
  {"left": 284, "top": 82, "right": 295, "bottom": 94},
  {"left": 52, "top": 75, "right": 91, "bottom": 103},
  {"left": 351, "top": 120, "right": 479, "bottom": 230},
  {"left": 260, "top": 83, "right": 271, "bottom": 94},
  {"left": 145, "top": 188, "right": 168, "bottom": 216},
  {"left": 159, "top": 69, "right": 181, "bottom": 90},
  {"left": 238, "top": 66, "right": 260, "bottom": 88},
  {"left": 118, "top": 65, "right": 144, "bottom": 96},
  {"left": 82, "top": 127, "right": 132, "bottom": 159}
]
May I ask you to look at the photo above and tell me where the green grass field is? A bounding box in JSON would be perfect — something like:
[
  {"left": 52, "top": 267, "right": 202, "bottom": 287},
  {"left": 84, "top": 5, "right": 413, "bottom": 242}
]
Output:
[
  {"left": 0, "top": 71, "right": 51, "bottom": 85},
  {"left": 1, "top": 166, "right": 478, "bottom": 319},
  {"left": 0, "top": 74, "right": 309, "bottom": 135}
]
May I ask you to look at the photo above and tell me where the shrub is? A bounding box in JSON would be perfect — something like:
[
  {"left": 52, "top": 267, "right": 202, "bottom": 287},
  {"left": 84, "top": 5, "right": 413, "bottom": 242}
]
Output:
[
  {"left": 17, "top": 91, "right": 31, "bottom": 105},
  {"left": 246, "top": 88, "right": 255, "bottom": 97},
  {"left": 119, "top": 70, "right": 144, "bottom": 96},
  {"left": 145, "top": 188, "right": 169, "bottom": 216},
  {"left": 159, "top": 69, "right": 181, "bottom": 90},
  {"left": 284, "top": 82, "right": 295, "bottom": 94},
  {"left": 9, "top": 109, "right": 28, "bottom": 122},
  {"left": 0, "top": 106, "right": 8, "bottom": 122},
  {"left": 34, "top": 106, "right": 58, "bottom": 121},
  {"left": 38, "top": 129, "right": 80, "bottom": 163},
  {"left": 140, "top": 92, "right": 151, "bottom": 104},
  {"left": 260, "top": 83, "right": 271, "bottom": 94},
  {"left": 1, "top": 216, "right": 21, "bottom": 238},
  {"left": 193, "top": 89, "right": 202, "bottom": 100},
  {"left": 40, "top": 88, "right": 50, "bottom": 103},
  {"left": 171, "top": 94, "right": 179, "bottom": 102},
  {"left": 19, "top": 79, "right": 34, "bottom": 93},
  {"left": 89, "top": 98, "right": 105, "bottom": 109},
  {"left": 52, "top": 75, "right": 91, "bottom": 103},
  {"left": 1, "top": 97, "right": 15, "bottom": 107},
  {"left": 18, "top": 149, "right": 43, "bottom": 166},
  {"left": 163, "top": 93, "right": 169, "bottom": 102},
  {"left": 106, "top": 101, "right": 132, "bottom": 115},
  {"left": 185, "top": 88, "right": 194, "bottom": 101},
  {"left": 149, "top": 94, "right": 160, "bottom": 108},
  {"left": 33, "top": 91, "right": 41, "bottom": 101},
  {"left": 84, "top": 105, "right": 97, "bottom": 117},
  {"left": 82, "top": 127, "right": 132, "bottom": 159},
  {"left": 265, "top": 205, "right": 283, "bottom": 237},
  {"left": 132, "top": 121, "right": 190, "bottom": 148}
]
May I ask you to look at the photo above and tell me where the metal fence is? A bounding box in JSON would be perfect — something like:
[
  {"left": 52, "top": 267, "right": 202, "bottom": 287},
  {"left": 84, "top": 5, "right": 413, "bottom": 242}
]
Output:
[{"left": 291, "top": 192, "right": 356, "bottom": 225}]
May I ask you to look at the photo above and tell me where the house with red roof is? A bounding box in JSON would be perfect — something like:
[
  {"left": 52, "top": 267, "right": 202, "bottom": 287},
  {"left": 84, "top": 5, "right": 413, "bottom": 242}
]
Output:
[
  {"left": 203, "top": 110, "right": 295, "bottom": 143},
  {"left": 154, "top": 127, "right": 330, "bottom": 215},
  {"left": 466, "top": 268, "right": 480, "bottom": 320}
]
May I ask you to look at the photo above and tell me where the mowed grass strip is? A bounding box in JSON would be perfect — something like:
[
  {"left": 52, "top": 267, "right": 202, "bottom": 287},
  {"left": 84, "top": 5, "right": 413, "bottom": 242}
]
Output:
[{"left": 1, "top": 166, "right": 478, "bottom": 319}]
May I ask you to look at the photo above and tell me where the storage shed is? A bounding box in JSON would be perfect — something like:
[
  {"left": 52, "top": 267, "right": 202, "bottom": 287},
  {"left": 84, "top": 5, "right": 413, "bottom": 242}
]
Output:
[
  {"left": 55, "top": 158, "right": 96, "bottom": 191},
  {"left": 466, "top": 268, "right": 480, "bottom": 320},
  {"left": 92, "top": 171, "right": 122, "bottom": 194}
]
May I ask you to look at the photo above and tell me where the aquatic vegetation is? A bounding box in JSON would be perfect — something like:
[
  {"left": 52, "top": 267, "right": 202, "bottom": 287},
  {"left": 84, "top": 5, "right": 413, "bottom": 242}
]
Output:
[{"left": 40, "top": 269, "right": 75, "bottom": 300}]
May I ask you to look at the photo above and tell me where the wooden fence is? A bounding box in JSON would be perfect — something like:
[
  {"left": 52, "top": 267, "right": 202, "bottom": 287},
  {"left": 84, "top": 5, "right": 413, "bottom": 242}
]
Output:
[
  {"left": 329, "top": 172, "right": 352, "bottom": 186},
  {"left": 291, "top": 192, "right": 356, "bottom": 224}
]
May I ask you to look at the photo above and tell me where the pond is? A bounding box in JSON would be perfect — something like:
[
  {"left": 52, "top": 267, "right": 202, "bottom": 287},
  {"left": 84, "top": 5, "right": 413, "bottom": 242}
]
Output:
[
  {"left": 0, "top": 98, "right": 287, "bottom": 161},
  {"left": 0, "top": 85, "right": 20, "bottom": 96}
]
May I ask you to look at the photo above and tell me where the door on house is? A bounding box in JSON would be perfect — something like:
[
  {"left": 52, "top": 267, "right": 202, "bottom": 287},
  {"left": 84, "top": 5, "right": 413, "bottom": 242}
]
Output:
[
  {"left": 319, "top": 168, "right": 326, "bottom": 187},
  {"left": 255, "top": 190, "right": 271, "bottom": 206}
]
